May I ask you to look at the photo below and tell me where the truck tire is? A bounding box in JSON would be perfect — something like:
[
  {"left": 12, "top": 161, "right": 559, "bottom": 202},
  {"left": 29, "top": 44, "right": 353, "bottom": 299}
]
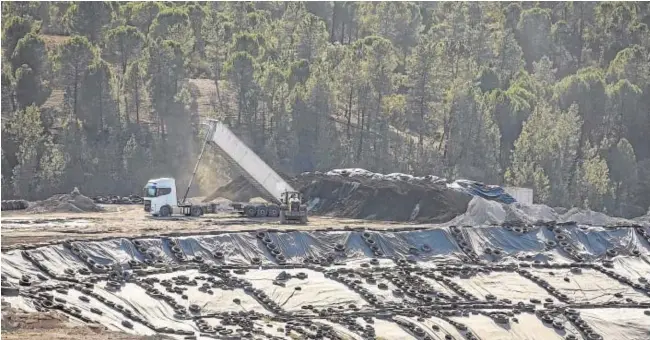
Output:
[
  {"left": 159, "top": 205, "right": 171, "bottom": 217},
  {"left": 256, "top": 206, "right": 268, "bottom": 217},
  {"left": 300, "top": 215, "right": 308, "bottom": 224},
  {"left": 244, "top": 205, "right": 257, "bottom": 218},
  {"left": 190, "top": 206, "right": 203, "bottom": 217},
  {"left": 267, "top": 205, "right": 280, "bottom": 217},
  {"left": 279, "top": 210, "right": 287, "bottom": 224}
]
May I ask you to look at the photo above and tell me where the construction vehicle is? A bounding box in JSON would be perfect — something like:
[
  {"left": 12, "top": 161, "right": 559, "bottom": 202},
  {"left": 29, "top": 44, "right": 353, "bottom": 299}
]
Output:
[
  {"left": 143, "top": 177, "right": 216, "bottom": 217},
  {"left": 143, "top": 119, "right": 308, "bottom": 224},
  {"left": 279, "top": 191, "right": 308, "bottom": 224}
]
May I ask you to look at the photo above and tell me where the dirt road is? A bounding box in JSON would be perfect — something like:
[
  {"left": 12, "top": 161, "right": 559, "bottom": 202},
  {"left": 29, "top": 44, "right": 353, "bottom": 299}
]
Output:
[{"left": 0, "top": 204, "right": 402, "bottom": 247}]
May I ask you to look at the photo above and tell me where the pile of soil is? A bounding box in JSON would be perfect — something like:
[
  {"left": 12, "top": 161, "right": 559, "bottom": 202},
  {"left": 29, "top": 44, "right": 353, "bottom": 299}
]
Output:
[
  {"left": 295, "top": 172, "right": 471, "bottom": 223},
  {"left": 205, "top": 171, "right": 472, "bottom": 223},
  {"left": 1, "top": 306, "right": 165, "bottom": 340},
  {"left": 1, "top": 306, "right": 68, "bottom": 332},
  {"left": 26, "top": 188, "right": 104, "bottom": 213}
]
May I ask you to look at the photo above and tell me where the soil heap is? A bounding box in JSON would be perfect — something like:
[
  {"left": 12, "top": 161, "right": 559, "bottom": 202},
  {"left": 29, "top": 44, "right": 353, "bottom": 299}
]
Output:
[
  {"left": 206, "top": 170, "right": 472, "bottom": 223},
  {"left": 26, "top": 187, "right": 104, "bottom": 213},
  {"left": 295, "top": 172, "right": 471, "bottom": 223}
]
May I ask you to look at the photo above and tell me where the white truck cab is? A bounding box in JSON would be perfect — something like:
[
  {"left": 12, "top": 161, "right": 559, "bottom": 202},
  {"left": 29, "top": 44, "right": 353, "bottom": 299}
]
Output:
[{"left": 143, "top": 177, "right": 204, "bottom": 217}]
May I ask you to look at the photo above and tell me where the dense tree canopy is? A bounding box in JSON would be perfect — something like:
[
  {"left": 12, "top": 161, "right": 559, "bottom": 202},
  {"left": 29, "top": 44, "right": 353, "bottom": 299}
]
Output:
[{"left": 2, "top": 1, "right": 649, "bottom": 217}]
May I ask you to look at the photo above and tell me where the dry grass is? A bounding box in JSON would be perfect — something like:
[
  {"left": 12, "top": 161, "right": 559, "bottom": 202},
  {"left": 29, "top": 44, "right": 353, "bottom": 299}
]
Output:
[
  {"left": 188, "top": 78, "right": 233, "bottom": 118},
  {"left": 188, "top": 78, "right": 217, "bottom": 117},
  {"left": 41, "top": 89, "right": 64, "bottom": 110},
  {"left": 40, "top": 34, "right": 71, "bottom": 50}
]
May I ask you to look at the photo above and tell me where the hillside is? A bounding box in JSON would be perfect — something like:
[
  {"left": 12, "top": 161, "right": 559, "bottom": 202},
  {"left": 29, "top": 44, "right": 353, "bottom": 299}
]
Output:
[{"left": 2, "top": 2, "right": 650, "bottom": 217}]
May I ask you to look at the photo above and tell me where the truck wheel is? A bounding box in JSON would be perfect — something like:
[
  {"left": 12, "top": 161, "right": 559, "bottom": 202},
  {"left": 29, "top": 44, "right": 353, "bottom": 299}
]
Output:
[
  {"left": 244, "top": 205, "right": 257, "bottom": 218},
  {"left": 300, "top": 215, "right": 308, "bottom": 224},
  {"left": 267, "top": 205, "right": 280, "bottom": 217},
  {"left": 279, "top": 210, "right": 287, "bottom": 224},
  {"left": 159, "top": 205, "right": 171, "bottom": 217},
  {"left": 256, "top": 206, "right": 268, "bottom": 217},
  {"left": 190, "top": 206, "right": 203, "bottom": 217}
]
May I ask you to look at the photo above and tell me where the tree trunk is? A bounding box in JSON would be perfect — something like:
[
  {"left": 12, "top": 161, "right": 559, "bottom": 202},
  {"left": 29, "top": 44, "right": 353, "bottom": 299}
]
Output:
[
  {"left": 98, "top": 70, "right": 104, "bottom": 131},
  {"left": 356, "top": 92, "right": 365, "bottom": 162},
  {"left": 567, "top": 129, "right": 586, "bottom": 203},
  {"left": 346, "top": 87, "right": 353, "bottom": 143},
  {"left": 135, "top": 81, "right": 140, "bottom": 124},
  {"left": 73, "top": 66, "right": 79, "bottom": 119},
  {"left": 214, "top": 67, "right": 227, "bottom": 117},
  {"left": 237, "top": 86, "right": 243, "bottom": 126},
  {"left": 418, "top": 72, "right": 427, "bottom": 155},
  {"left": 331, "top": 3, "right": 337, "bottom": 43},
  {"left": 577, "top": 3, "right": 584, "bottom": 69}
]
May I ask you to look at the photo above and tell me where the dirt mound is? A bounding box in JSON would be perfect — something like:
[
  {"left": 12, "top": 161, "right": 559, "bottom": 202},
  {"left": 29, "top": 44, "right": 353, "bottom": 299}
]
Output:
[
  {"left": 26, "top": 188, "right": 104, "bottom": 213},
  {"left": 204, "top": 171, "right": 471, "bottom": 222},
  {"left": 1, "top": 306, "right": 68, "bottom": 332},
  {"left": 1, "top": 306, "right": 165, "bottom": 340},
  {"left": 295, "top": 172, "right": 471, "bottom": 223}
]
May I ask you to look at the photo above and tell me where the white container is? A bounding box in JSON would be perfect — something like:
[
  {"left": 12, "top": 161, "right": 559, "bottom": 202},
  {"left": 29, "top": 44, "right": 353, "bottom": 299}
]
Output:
[{"left": 504, "top": 187, "right": 534, "bottom": 205}]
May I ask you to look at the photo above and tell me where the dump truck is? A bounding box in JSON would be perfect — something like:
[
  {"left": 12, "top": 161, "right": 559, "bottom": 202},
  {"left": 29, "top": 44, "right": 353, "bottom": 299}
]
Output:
[
  {"left": 143, "top": 119, "right": 308, "bottom": 224},
  {"left": 143, "top": 177, "right": 215, "bottom": 217}
]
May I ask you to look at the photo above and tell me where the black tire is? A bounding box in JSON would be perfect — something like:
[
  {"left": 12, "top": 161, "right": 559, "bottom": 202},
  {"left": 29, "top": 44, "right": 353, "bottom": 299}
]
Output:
[
  {"left": 159, "top": 205, "right": 171, "bottom": 217},
  {"left": 267, "top": 205, "right": 280, "bottom": 217},
  {"left": 256, "top": 206, "right": 268, "bottom": 217},
  {"left": 190, "top": 206, "right": 202, "bottom": 217},
  {"left": 244, "top": 205, "right": 257, "bottom": 218}
]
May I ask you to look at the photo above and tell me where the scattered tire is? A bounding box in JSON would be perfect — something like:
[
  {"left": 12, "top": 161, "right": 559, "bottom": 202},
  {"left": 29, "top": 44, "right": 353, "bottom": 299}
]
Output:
[
  {"left": 1, "top": 200, "right": 28, "bottom": 211},
  {"left": 19, "top": 275, "right": 31, "bottom": 286}
]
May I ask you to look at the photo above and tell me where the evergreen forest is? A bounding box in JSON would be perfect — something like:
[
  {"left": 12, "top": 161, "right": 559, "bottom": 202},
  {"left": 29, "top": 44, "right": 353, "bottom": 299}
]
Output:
[{"left": 2, "top": 2, "right": 650, "bottom": 217}]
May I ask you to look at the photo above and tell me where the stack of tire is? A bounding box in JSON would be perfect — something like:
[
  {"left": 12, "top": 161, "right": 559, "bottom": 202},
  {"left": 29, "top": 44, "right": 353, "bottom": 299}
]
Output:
[
  {"left": 92, "top": 195, "right": 143, "bottom": 205},
  {"left": 1, "top": 200, "right": 28, "bottom": 211}
]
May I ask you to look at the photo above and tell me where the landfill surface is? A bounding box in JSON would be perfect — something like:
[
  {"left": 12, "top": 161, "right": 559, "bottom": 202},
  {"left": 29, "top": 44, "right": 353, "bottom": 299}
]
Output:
[
  {"left": 3, "top": 169, "right": 650, "bottom": 339},
  {"left": 2, "top": 199, "right": 650, "bottom": 340}
]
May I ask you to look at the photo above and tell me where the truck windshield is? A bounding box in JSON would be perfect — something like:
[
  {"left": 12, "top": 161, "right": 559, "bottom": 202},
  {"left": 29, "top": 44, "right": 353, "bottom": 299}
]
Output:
[
  {"left": 144, "top": 187, "right": 157, "bottom": 197},
  {"left": 144, "top": 187, "right": 172, "bottom": 197}
]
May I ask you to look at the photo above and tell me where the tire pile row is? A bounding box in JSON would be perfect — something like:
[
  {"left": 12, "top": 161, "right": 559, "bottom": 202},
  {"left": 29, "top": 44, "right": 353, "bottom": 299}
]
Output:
[
  {"left": 4, "top": 225, "right": 650, "bottom": 340},
  {"left": 91, "top": 195, "right": 143, "bottom": 205},
  {"left": 1, "top": 200, "right": 29, "bottom": 211}
]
